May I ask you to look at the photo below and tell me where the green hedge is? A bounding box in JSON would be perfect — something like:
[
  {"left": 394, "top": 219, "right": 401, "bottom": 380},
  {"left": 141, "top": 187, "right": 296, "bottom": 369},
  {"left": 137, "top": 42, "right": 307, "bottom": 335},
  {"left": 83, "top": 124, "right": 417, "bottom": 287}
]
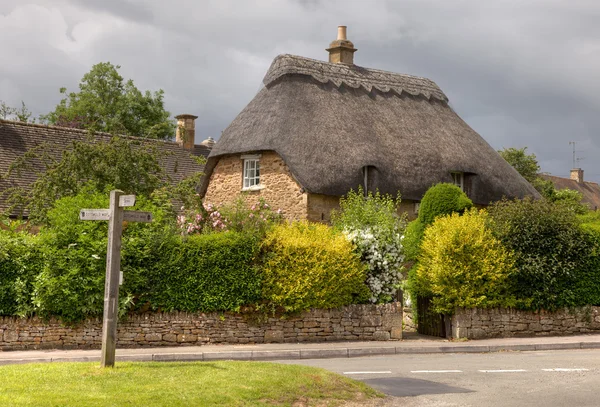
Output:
[
  {"left": 418, "top": 183, "right": 473, "bottom": 226},
  {"left": 148, "top": 232, "right": 262, "bottom": 312}
]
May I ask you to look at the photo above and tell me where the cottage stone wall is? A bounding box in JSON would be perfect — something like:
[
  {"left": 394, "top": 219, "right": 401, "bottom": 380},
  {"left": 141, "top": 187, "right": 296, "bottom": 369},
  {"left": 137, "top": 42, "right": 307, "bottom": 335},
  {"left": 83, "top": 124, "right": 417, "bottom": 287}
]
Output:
[
  {"left": 450, "top": 307, "right": 600, "bottom": 339},
  {"left": 0, "top": 303, "right": 402, "bottom": 351},
  {"left": 204, "top": 152, "right": 308, "bottom": 220}
]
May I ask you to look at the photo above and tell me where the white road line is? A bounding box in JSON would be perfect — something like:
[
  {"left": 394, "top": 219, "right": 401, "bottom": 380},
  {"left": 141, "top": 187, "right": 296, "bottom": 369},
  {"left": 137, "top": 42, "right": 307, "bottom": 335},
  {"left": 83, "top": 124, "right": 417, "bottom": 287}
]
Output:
[
  {"left": 343, "top": 371, "right": 392, "bottom": 375},
  {"left": 411, "top": 370, "right": 463, "bottom": 373},
  {"left": 542, "top": 368, "right": 589, "bottom": 372},
  {"left": 479, "top": 369, "right": 527, "bottom": 373}
]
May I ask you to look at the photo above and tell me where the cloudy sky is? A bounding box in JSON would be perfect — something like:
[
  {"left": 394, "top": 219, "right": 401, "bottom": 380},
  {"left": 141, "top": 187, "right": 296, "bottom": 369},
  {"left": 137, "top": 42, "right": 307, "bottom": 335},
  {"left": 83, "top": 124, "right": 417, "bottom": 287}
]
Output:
[{"left": 1, "top": 0, "right": 599, "bottom": 182}]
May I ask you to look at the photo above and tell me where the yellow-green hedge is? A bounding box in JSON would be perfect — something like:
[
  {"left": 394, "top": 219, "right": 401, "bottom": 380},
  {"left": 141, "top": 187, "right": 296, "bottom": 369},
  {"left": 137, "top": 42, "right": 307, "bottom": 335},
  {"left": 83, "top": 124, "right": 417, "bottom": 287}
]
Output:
[{"left": 260, "top": 222, "right": 370, "bottom": 312}]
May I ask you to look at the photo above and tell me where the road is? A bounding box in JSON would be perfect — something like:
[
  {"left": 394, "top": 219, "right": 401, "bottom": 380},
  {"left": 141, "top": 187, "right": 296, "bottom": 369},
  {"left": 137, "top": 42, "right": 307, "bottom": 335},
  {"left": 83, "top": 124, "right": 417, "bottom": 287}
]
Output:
[{"left": 277, "top": 349, "right": 600, "bottom": 406}]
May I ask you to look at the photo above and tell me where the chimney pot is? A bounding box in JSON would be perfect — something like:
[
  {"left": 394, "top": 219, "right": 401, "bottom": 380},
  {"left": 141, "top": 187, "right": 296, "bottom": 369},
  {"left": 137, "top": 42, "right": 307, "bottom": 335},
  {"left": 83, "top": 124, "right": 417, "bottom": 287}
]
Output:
[
  {"left": 175, "top": 114, "right": 198, "bottom": 151},
  {"left": 326, "top": 25, "right": 357, "bottom": 65}
]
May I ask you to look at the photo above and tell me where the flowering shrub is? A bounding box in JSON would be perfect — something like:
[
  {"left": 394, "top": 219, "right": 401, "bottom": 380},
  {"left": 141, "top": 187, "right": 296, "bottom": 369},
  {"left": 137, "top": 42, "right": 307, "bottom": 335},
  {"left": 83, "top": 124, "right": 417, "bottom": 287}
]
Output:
[
  {"left": 177, "top": 197, "right": 282, "bottom": 236},
  {"left": 331, "top": 188, "right": 406, "bottom": 303}
]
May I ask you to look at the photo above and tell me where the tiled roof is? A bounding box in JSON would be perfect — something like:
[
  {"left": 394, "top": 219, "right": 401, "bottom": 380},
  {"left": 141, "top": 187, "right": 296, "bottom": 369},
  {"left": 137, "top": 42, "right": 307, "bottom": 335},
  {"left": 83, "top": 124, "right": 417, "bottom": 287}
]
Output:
[
  {"left": 540, "top": 174, "right": 600, "bottom": 210},
  {"left": 0, "top": 120, "right": 209, "bottom": 215}
]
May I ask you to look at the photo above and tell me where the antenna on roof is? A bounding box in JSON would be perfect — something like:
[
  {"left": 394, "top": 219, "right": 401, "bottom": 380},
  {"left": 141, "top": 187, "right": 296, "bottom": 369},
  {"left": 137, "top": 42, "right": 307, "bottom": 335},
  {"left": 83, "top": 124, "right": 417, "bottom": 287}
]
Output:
[{"left": 569, "top": 141, "right": 584, "bottom": 169}]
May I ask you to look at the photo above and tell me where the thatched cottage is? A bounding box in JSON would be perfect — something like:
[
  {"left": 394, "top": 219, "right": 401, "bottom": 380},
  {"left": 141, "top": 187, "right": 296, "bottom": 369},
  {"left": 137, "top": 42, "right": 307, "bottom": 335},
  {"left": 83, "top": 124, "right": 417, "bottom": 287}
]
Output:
[{"left": 199, "top": 27, "right": 538, "bottom": 221}]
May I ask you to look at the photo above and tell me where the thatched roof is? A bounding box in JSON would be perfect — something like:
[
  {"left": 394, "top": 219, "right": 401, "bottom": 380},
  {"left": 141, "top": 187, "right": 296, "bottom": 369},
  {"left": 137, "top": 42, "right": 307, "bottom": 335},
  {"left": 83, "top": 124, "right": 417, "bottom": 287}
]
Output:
[
  {"left": 200, "top": 54, "right": 539, "bottom": 204},
  {"left": 0, "top": 120, "right": 209, "bottom": 216}
]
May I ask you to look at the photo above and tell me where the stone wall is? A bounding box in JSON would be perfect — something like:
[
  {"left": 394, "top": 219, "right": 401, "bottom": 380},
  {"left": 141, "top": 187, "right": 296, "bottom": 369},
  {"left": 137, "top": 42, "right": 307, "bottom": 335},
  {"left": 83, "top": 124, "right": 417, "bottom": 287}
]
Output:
[
  {"left": 203, "top": 151, "right": 308, "bottom": 220},
  {"left": 450, "top": 307, "right": 600, "bottom": 339},
  {"left": 0, "top": 303, "right": 402, "bottom": 351},
  {"left": 402, "top": 307, "right": 416, "bottom": 332}
]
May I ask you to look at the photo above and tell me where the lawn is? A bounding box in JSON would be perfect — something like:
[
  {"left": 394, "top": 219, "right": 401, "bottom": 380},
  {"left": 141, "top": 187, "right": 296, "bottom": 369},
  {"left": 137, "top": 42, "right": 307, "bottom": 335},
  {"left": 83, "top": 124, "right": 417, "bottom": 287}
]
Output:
[{"left": 0, "top": 361, "right": 381, "bottom": 406}]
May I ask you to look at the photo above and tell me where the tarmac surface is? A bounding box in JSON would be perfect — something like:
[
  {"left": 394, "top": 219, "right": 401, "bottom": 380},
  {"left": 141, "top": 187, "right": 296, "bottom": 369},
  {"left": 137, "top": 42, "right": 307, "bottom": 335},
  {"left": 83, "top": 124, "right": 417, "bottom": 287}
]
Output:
[{"left": 1, "top": 332, "right": 600, "bottom": 365}]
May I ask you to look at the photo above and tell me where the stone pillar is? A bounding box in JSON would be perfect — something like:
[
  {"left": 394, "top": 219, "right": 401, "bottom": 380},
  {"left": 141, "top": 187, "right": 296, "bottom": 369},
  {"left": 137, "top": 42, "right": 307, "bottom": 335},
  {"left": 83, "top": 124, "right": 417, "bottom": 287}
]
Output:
[{"left": 326, "top": 25, "right": 357, "bottom": 65}]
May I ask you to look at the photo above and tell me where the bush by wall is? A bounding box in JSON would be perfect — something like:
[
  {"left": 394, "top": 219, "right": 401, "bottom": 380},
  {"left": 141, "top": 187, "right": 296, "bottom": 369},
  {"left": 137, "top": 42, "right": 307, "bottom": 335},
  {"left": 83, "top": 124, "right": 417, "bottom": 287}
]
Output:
[
  {"left": 418, "top": 183, "right": 473, "bottom": 226},
  {"left": 260, "top": 222, "right": 370, "bottom": 313},
  {"left": 487, "top": 198, "right": 597, "bottom": 310},
  {"left": 410, "top": 209, "right": 515, "bottom": 314}
]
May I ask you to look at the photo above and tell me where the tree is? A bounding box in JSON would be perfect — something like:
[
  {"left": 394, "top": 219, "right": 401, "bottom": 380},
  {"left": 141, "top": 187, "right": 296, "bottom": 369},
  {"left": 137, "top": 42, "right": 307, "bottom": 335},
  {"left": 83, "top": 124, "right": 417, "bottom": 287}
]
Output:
[
  {"left": 1, "top": 101, "right": 34, "bottom": 122},
  {"left": 42, "top": 62, "right": 175, "bottom": 140},
  {"left": 498, "top": 147, "right": 539, "bottom": 183}
]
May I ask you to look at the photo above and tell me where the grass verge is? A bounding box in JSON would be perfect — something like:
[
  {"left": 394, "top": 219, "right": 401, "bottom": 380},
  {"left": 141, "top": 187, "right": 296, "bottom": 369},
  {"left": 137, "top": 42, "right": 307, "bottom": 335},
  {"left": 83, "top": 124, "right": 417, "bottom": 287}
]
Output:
[{"left": 0, "top": 361, "right": 382, "bottom": 406}]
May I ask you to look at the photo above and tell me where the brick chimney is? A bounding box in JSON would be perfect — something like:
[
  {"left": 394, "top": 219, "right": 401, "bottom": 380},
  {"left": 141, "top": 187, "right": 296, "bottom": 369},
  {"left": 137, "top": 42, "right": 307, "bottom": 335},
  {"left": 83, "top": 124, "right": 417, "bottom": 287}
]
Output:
[
  {"left": 326, "top": 26, "right": 357, "bottom": 65},
  {"left": 570, "top": 168, "right": 584, "bottom": 183},
  {"left": 175, "top": 114, "right": 198, "bottom": 150}
]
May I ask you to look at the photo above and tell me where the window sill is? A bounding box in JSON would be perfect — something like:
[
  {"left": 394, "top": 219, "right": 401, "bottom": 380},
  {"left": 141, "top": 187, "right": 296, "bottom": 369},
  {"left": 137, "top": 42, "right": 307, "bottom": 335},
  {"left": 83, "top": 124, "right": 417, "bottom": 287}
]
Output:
[{"left": 241, "top": 185, "right": 265, "bottom": 192}]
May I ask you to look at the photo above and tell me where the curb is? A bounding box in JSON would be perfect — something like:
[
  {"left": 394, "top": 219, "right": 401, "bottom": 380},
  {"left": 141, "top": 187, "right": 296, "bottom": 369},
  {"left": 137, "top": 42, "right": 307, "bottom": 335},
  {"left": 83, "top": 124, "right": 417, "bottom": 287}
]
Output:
[{"left": 0, "top": 341, "right": 598, "bottom": 366}]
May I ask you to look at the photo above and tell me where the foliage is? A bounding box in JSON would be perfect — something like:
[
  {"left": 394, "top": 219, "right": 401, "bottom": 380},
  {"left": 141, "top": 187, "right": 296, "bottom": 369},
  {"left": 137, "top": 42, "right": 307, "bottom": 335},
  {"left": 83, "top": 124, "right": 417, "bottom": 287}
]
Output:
[
  {"left": 418, "top": 183, "right": 473, "bottom": 226},
  {"left": 579, "top": 210, "right": 600, "bottom": 233},
  {"left": 487, "top": 198, "right": 592, "bottom": 310},
  {"left": 570, "top": 228, "right": 600, "bottom": 306},
  {"left": 177, "top": 197, "right": 283, "bottom": 237},
  {"left": 31, "top": 186, "right": 175, "bottom": 322},
  {"left": 42, "top": 62, "right": 175, "bottom": 139},
  {"left": 498, "top": 147, "right": 540, "bottom": 183},
  {"left": 0, "top": 361, "right": 381, "bottom": 407},
  {"left": 260, "top": 222, "right": 370, "bottom": 313},
  {"left": 147, "top": 231, "right": 262, "bottom": 313},
  {"left": 548, "top": 188, "right": 588, "bottom": 215},
  {"left": 0, "top": 228, "right": 41, "bottom": 316},
  {"left": 403, "top": 219, "right": 426, "bottom": 262},
  {"left": 3, "top": 136, "right": 167, "bottom": 223},
  {"left": 410, "top": 209, "right": 515, "bottom": 314},
  {"left": 331, "top": 188, "right": 406, "bottom": 303},
  {"left": 0, "top": 100, "right": 34, "bottom": 122}
]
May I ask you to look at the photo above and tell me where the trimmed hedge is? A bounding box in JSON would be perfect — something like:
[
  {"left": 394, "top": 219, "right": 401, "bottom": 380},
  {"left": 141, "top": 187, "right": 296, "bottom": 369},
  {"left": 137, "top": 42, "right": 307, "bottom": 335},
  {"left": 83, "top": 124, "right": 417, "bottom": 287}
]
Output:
[
  {"left": 148, "top": 232, "right": 262, "bottom": 312},
  {"left": 418, "top": 183, "right": 473, "bottom": 226},
  {"left": 260, "top": 222, "right": 370, "bottom": 313}
]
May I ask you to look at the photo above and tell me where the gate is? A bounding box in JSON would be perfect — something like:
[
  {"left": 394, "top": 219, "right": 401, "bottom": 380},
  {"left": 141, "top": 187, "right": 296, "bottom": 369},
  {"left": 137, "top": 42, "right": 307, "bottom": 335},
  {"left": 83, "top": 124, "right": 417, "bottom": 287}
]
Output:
[{"left": 416, "top": 296, "right": 446, "bottom": 337}]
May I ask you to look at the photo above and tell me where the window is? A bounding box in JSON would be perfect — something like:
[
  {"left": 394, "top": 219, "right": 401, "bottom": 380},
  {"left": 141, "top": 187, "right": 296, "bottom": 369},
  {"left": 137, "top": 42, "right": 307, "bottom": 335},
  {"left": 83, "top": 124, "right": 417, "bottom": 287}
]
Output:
[
  {"left": 451, "top": 172, "right": 464, "bottom": 191},
  {"left": 242, "top": 154, "right": 261, "bottom": 190},
  {"left": 414, "top": 202, "right": 420, "bottom": 214},
  {"left": 362, "top": 165, "right": 377, "bottom": 196}
]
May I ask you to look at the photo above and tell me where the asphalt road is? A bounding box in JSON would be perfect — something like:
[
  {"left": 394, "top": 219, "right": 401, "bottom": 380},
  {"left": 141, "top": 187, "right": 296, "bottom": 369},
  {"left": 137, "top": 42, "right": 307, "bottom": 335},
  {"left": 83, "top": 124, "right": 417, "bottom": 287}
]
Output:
[{"left": 277, "top": 349, "right": 600, "bottom": 407}]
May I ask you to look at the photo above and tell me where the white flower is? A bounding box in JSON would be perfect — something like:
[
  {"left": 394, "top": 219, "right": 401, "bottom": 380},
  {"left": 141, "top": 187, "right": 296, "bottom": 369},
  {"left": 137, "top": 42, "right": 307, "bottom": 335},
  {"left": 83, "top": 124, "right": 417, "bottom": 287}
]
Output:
[{"left": 91, "top": 254, "right": 101, "bottom": 260}]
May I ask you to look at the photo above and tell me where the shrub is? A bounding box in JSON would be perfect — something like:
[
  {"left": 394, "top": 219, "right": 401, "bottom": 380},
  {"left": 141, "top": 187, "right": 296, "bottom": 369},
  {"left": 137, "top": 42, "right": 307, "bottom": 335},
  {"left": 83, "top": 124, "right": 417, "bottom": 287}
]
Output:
[
  {"left": 32, "top": 185, "right": 175, "bottom": 322},
  {"left": 403, "top": 219, "right": 426, "bottom": 262},
  {"left": 571, "top": 228, "right": 600, "bottom": 306},
  {"left": 148, "top": 231, "right": 262, "bottom": 312},
  {"left": 487, "top": 198, "right": 591, "bottom": 310},
  {"left": 411, "top": 209, "right": 514, "bottom": 314},
  {"left": 260, "top": 222, "right": 370, "bottom": 313},
  {"left": 418, "top": 183, "right": 473, "bottom": 226},
  {"left": 331, "top": 188, "right": 406, "bottom": 303}
]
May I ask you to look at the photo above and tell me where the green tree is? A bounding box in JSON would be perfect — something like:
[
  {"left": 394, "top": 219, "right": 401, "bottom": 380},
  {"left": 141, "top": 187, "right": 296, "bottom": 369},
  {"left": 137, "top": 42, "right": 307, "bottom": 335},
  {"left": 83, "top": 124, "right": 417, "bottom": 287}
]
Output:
[
  {"left": 0, "top": 100, "right": 34, "bottom": 122},
  {"left": 498, "top": 146, "right": 557, "bottom": 199},
  {"left": 42, "top": 62, "right": 175, "bottom": 139}
]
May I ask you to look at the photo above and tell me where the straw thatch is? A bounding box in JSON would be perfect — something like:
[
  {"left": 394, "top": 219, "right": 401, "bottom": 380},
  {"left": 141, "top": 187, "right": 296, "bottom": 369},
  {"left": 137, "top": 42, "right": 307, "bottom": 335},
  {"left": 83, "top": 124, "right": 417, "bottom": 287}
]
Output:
[{"left": 200, "top": 54, "right": 538, "bottom": 204}]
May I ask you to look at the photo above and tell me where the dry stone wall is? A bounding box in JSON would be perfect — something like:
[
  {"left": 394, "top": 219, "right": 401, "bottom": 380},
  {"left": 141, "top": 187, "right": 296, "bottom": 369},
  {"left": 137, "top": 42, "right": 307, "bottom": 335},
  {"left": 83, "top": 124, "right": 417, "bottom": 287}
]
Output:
[
  {"left": 450, "top": 306, "right": 600, "bottom": 339},
  {"left": 0, "top": 303, "right": 402, "bottom": 351}
]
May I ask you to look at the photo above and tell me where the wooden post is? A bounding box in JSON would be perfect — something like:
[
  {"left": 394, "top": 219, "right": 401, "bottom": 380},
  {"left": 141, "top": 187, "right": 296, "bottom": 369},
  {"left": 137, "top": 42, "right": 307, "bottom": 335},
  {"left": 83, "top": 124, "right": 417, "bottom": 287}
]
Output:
[{"left": 101, "top": 190, "right": 124, "bottom": 368}]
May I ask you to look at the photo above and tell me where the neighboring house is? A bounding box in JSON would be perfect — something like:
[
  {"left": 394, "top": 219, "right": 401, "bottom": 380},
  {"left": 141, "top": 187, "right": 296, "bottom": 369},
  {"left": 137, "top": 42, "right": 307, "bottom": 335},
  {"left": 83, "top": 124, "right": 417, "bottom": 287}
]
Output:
[
  {"left": 0, "top": 114, "right": 212, "bottom": 218},
  {"left": 199, "top": 26, "right": 538, "bottom": 221},
  {"left": 541, "top": 168, "right": 600, "bottom": 210}
]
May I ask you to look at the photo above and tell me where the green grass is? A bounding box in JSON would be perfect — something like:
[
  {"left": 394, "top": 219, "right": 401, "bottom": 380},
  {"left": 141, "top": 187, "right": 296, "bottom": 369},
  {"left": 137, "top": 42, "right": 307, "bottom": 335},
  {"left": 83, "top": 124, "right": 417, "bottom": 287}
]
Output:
[{"left": 0, "top": 361, "right": 381, "bottom": 406}]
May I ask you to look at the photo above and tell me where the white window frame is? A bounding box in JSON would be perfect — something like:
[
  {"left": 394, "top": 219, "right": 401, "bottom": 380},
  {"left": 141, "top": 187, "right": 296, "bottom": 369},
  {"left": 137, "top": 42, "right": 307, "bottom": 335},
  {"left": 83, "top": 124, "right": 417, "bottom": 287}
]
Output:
[
  {"left": 451, "top": 172, "right": 464, "bottom": 191},
  {"left": 241, "top": 154, "right": 263, "bottom": 191}
]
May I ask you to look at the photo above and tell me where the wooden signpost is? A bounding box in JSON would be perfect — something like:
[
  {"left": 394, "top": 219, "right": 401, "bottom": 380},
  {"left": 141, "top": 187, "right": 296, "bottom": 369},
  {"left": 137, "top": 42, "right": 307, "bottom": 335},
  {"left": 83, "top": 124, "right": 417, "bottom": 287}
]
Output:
[{"left": 80, "top": 190, "right": 152, "bottom": 368}]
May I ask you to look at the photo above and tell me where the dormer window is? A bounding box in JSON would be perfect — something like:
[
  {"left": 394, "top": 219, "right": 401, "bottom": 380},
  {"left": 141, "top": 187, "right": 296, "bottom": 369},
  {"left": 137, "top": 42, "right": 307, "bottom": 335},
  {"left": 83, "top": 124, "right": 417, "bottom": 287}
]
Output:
[
  {"left": 451, "top": 172, "right": 464, "bottom": 191},
  {"left": 242, "top": 154, "right": 262, "bottom": 190}
]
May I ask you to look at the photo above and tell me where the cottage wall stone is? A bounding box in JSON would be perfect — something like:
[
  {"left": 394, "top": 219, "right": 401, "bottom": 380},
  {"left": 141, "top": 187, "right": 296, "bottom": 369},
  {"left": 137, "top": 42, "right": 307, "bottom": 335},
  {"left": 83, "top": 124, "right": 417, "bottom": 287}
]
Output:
[
  {"left": 204, "top": 152, "right": 308, "bottom": 220},
  {"left": 0, "top": 303, "right": 402, "bottom": 351},
  {"left": 450, "top": 306, "right": 600, "bottom": 339}
]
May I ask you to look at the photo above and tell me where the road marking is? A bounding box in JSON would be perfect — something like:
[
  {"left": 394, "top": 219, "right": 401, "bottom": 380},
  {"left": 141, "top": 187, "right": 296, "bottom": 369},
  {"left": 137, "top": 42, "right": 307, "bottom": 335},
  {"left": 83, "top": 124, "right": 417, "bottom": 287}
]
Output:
[
  {"left": 479, "top": 369, "right": 527, "bottom": 373},
  {"left": 343, "top": 371, "right": 392, "bottom": 375},
  {"left": 411, "top": 370, "right": 463, "bottom": 373},
  {"left": 542, "top": 368, "right": 589, "bottom": 372}
]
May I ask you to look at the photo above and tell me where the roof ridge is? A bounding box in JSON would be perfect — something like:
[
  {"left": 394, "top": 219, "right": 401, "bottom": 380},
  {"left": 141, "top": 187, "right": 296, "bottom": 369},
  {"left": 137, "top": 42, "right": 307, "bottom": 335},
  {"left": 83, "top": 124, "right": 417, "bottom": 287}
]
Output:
[
  {"left": 263, "top": 54, "right": 448, "bottom": 102},
  {"left": 0, "top": 119, "right": 208, "bottom": 148}
]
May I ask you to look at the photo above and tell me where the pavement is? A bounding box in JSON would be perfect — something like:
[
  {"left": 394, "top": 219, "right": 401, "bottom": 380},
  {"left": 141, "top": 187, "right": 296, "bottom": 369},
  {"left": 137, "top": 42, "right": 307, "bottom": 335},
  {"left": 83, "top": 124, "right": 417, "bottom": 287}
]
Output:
[{"left": 1, "top": 332, "right": 599, "bottom": 366}]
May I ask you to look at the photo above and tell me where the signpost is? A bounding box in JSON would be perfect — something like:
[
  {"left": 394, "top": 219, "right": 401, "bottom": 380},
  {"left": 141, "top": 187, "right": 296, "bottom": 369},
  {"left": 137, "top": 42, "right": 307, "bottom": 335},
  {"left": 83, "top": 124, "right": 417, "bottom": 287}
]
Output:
[{"left": 80, "top": 190, "right": 152, "bottom": 368}]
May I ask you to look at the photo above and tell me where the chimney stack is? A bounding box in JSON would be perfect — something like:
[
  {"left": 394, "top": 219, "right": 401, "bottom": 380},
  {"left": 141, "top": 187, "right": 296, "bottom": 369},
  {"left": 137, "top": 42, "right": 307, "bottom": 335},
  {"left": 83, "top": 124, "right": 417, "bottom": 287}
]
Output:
[
  {"left": 570, "top": 168, "right": 584, "bottom": 183},
  {"left": 175, "top": 114, "right": 198, "bottom": 150},
  {"left": 326, "top": 25, "right": 357, "bottom": 65}
]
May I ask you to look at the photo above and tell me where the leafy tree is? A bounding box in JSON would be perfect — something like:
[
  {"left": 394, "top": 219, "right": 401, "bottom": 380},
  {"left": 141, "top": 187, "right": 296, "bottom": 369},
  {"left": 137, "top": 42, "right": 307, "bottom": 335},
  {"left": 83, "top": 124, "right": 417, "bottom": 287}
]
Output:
[
  {"left": 0, "top": 100, "right": 34, "bottom": 122},
  {"left": 42, "top": 62, "right": 175, "bottom": 139},
  {"left": 498, "top": 146, "right": 558, "bottom": 199},
  {"left": 3, "top": 136, "right": 169, "bottom": 223}
]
